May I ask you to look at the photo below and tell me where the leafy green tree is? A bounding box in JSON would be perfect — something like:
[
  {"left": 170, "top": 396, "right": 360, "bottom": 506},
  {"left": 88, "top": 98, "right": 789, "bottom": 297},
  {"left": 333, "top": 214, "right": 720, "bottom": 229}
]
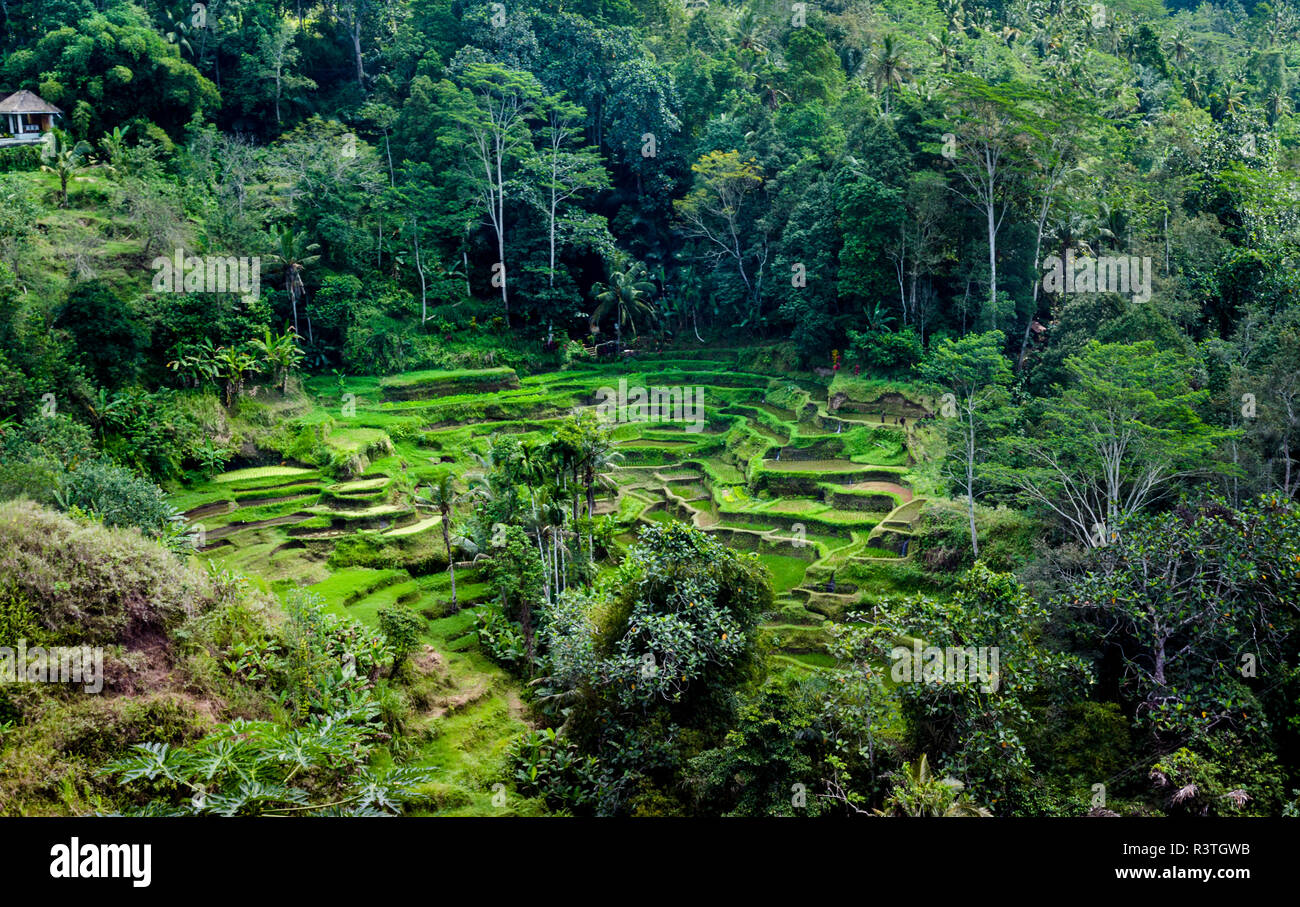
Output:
[
  {"left": 674, "top": 151, "right": 765, "bottom": 323},
  {"left": 833, "top": 563, "right": 1091, "bottom": 808},
  {"left": 437, "top": 63, "right": 545, "bottom": 322},
  {"left": 536, "top": 96, "right": 610, "bottom": 289},
  {"left": 486, "top": 523, "right": 545, "bottom": 668},
  {"left": 1003, "top": 341, "right": 1230, "bottom": 548},
  {"left": 257, "top": 18, "right": 315, "bottom": 127},
  {"left": 4, "top": 5, "right": 218, "bottom": 139},
  {"left": 916, "top": 330, "right": 1013, "bottom": 558},
  {"left": 55, "top": 280, "right": 145, "bottom": 388},
  {"left": 377, "top": 605, "right": 426, "bottom": 675},
  {"left": 1062, "top": 495, "right": 1298, "bottom": 736},
  {"left": 932, "top": 76, "right": 1036, "bottom": 324},
  {"left": 541, "top": 523, "right": 772, "bottom": 815},
  {"left": 688, "top": 677, "right": 833, "bottom": 817}
]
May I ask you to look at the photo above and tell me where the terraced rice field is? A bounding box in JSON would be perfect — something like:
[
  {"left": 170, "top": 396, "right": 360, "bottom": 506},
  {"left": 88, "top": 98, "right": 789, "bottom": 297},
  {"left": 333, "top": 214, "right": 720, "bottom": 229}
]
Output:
[{"left": 168, "top": 350, "right": 936, "bottom": 809}]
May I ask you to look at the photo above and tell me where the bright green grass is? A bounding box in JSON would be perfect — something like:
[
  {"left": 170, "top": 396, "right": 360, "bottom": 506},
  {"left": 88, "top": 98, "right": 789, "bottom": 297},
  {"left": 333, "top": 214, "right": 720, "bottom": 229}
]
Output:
[
  {"left": 379, "top": 366, "right": 518, "bottom": 388},
  {"left": 308, "top": 567, "right": 407, "bottom": 608},
  {"left": 212, "top": 465, "right": 316, "bottom": 483},
  {"left": 759, "top": 554, "right": 811, "bottom": 594}
]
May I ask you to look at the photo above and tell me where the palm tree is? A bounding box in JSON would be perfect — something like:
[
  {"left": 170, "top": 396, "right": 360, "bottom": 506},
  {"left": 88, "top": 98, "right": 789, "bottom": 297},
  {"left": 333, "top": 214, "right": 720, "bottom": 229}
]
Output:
[
  {"left": 419, "top": 474, "right": 461, "bottom": 612},
  {"left": 579, "top": 426, "right": 619, "bottom": 521},
  {"left": 589, "top": 260, "right": 656, "bottom": 357},
  {"left": 40, "top": 128, "right": 95, "bottom": 208},
  {"left": 928, "top": 31, "right": 958, "bottom": 73},
  {"left": 756, "top": 67, "right": 792, "bottom": 110},
  {"left": 732, "top": 8, "right": 768, "bottom": 68},
  {"left": 1265, "top": 87, "right": 1292, "bottom": 125},
  {"left": 1220, "top": 84, "right": 1247, "bottom": 117},
  {"left": 1164, "top": 29, "right": 1191, "bottom": 67},
  {"left": 266, "top": 225, "right": 321, "bottom": 342},
  {"left": 939, "top": 0, "right": 965, "bottom": 35},
  {"left": 868, "top": 36, "right": 910, "bottom": 112},
  {"left": 1184, "top": 65, "right": 1207, "bottom": 106}
]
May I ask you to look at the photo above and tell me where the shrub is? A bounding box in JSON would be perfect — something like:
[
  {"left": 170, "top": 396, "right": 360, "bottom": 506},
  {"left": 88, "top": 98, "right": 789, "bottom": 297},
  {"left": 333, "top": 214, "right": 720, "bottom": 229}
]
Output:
[
  {"left": 847, "top": 327, "right": 923, "bottom": 376},
  {"left": 0, "top": 500, "right": 222, "bottom": 647},
  {"left": 377, "top": 605, "right": 426, "bottom": 674},
  {"left": 0, "top": 145, "right": 41, "bottom": 172},
  {"left": 53, "top": 459, "right": 179, "bottom": 539}
]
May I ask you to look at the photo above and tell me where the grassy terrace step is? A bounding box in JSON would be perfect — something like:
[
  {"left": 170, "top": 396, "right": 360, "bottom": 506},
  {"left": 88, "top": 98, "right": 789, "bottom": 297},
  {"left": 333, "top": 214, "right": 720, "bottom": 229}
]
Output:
[
  {"left": 384, "top": 514, "right": 442, "bottom": 536},
  {"left": 635, "top": 369, "right": 771, "bottom": 388},
  {"left": 308, "top": 567, "right": 409, "bottom": 608},
  {"left": 770, "top": 652, "right": 836, "bottom": 672},
  {"left": 346, "top": 578, "right": 424, "bottom": 624},
  {"left": 759, "top": 623, "right": 833, "bottom": 655},
  {"left": 201, "top": 512, "right": 312, "bottom": 543},
  {"left": 379, "top": 367, "right": 521, "bottom": 401},
  {"left": 212, "top": 465, "right": 317, "bottom": 484},
  {"left": 304, "top": 503, "right": 420, "bottom": 530},
  {"left": 331, "top": 476, "right": 391, "bottom": 493},
  {"left": 759, "top": 458, "right": 897, "bottom": 474}
]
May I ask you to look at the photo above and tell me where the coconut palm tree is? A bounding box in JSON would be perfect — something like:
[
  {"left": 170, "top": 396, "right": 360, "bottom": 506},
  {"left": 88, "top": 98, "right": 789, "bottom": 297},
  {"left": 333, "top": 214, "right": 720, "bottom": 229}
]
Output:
[
  {"left": 1265, "top": 87, "right": 1292, "bottom": 125},
  {"left": 1164, "top": 29, "right": 1191, "bottom": 66},
  {"left": 579, "top": 425, "right": 620, "bottom": 521},
  {"left": 868, "top": 36, "right": 910, "bottom": 112},
  {"left": 418, "top": 473, "right": 462, "bottom": 612},
  {"left": 589, "top": 259, "right": 656, "bottom": 357},
  {"left": 939, "top": 0, "right": 965, "bottom": 35},
  {"left": 732, "top": 8, "right": 769, "bottom": 68},
  {"left": 266, "top": 225, "right": 321, "bottom": 342},
  {"left": 40, "top": 128, "right": 95, "bottom": 208},
  {"left": 1220, "top": 83, "right": 1247, "bottom": 117},
  {"left": 1184, "top": 65, "right": 1207, "bottom": 106},
  {"left": 928, "top": 31, "right": 958, "bottom": 73}
]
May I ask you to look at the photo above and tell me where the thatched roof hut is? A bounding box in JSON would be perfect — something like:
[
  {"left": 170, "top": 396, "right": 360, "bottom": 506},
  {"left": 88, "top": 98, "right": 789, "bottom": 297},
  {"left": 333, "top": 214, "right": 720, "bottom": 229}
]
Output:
[{"left": 0, "top": 90, "right": 63, "bottom": 144}]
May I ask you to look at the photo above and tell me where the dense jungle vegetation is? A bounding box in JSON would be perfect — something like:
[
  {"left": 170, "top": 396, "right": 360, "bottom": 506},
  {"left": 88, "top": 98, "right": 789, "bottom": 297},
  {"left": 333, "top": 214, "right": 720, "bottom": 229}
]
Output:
[{"left": 0, "top": 0, "right": 1298, "bottom": 818}]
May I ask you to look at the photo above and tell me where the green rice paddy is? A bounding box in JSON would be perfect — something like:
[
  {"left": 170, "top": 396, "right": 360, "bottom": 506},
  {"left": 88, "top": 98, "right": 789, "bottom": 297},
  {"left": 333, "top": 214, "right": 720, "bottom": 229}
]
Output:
[{"left": 170, "top": 351, "right": 938, "bottom": 813}]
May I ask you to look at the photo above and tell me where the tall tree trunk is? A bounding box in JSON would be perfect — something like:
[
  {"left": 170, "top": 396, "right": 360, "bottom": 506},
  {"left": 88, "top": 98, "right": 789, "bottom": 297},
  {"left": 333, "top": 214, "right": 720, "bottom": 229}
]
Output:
[
  {"left": 966, "top": 407, "right": 979, "bottom": 558},
  {"left": 495, "top": 139, "right": 509, "bottom": 321},
  {"left": 288, "top": 274, "right": 300, "bottom": 336},
  {"left": 351, "top": 18, "right": 364, "bottom": 86},
  {"left": 413, "top": 218, "right": 427, "bottom": 322},
  {"left": 441, "top": 516, "right": 457, "bottom": 611},
  {"left": 986, "top": 196, "right": 997, "bottom": 322}
]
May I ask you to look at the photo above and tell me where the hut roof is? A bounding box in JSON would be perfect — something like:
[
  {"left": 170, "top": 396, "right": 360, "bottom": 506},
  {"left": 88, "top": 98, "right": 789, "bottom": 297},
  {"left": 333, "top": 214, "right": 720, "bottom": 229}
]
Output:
[{"left": 0, "top": 90, "right": 63, "bottom": 116}]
